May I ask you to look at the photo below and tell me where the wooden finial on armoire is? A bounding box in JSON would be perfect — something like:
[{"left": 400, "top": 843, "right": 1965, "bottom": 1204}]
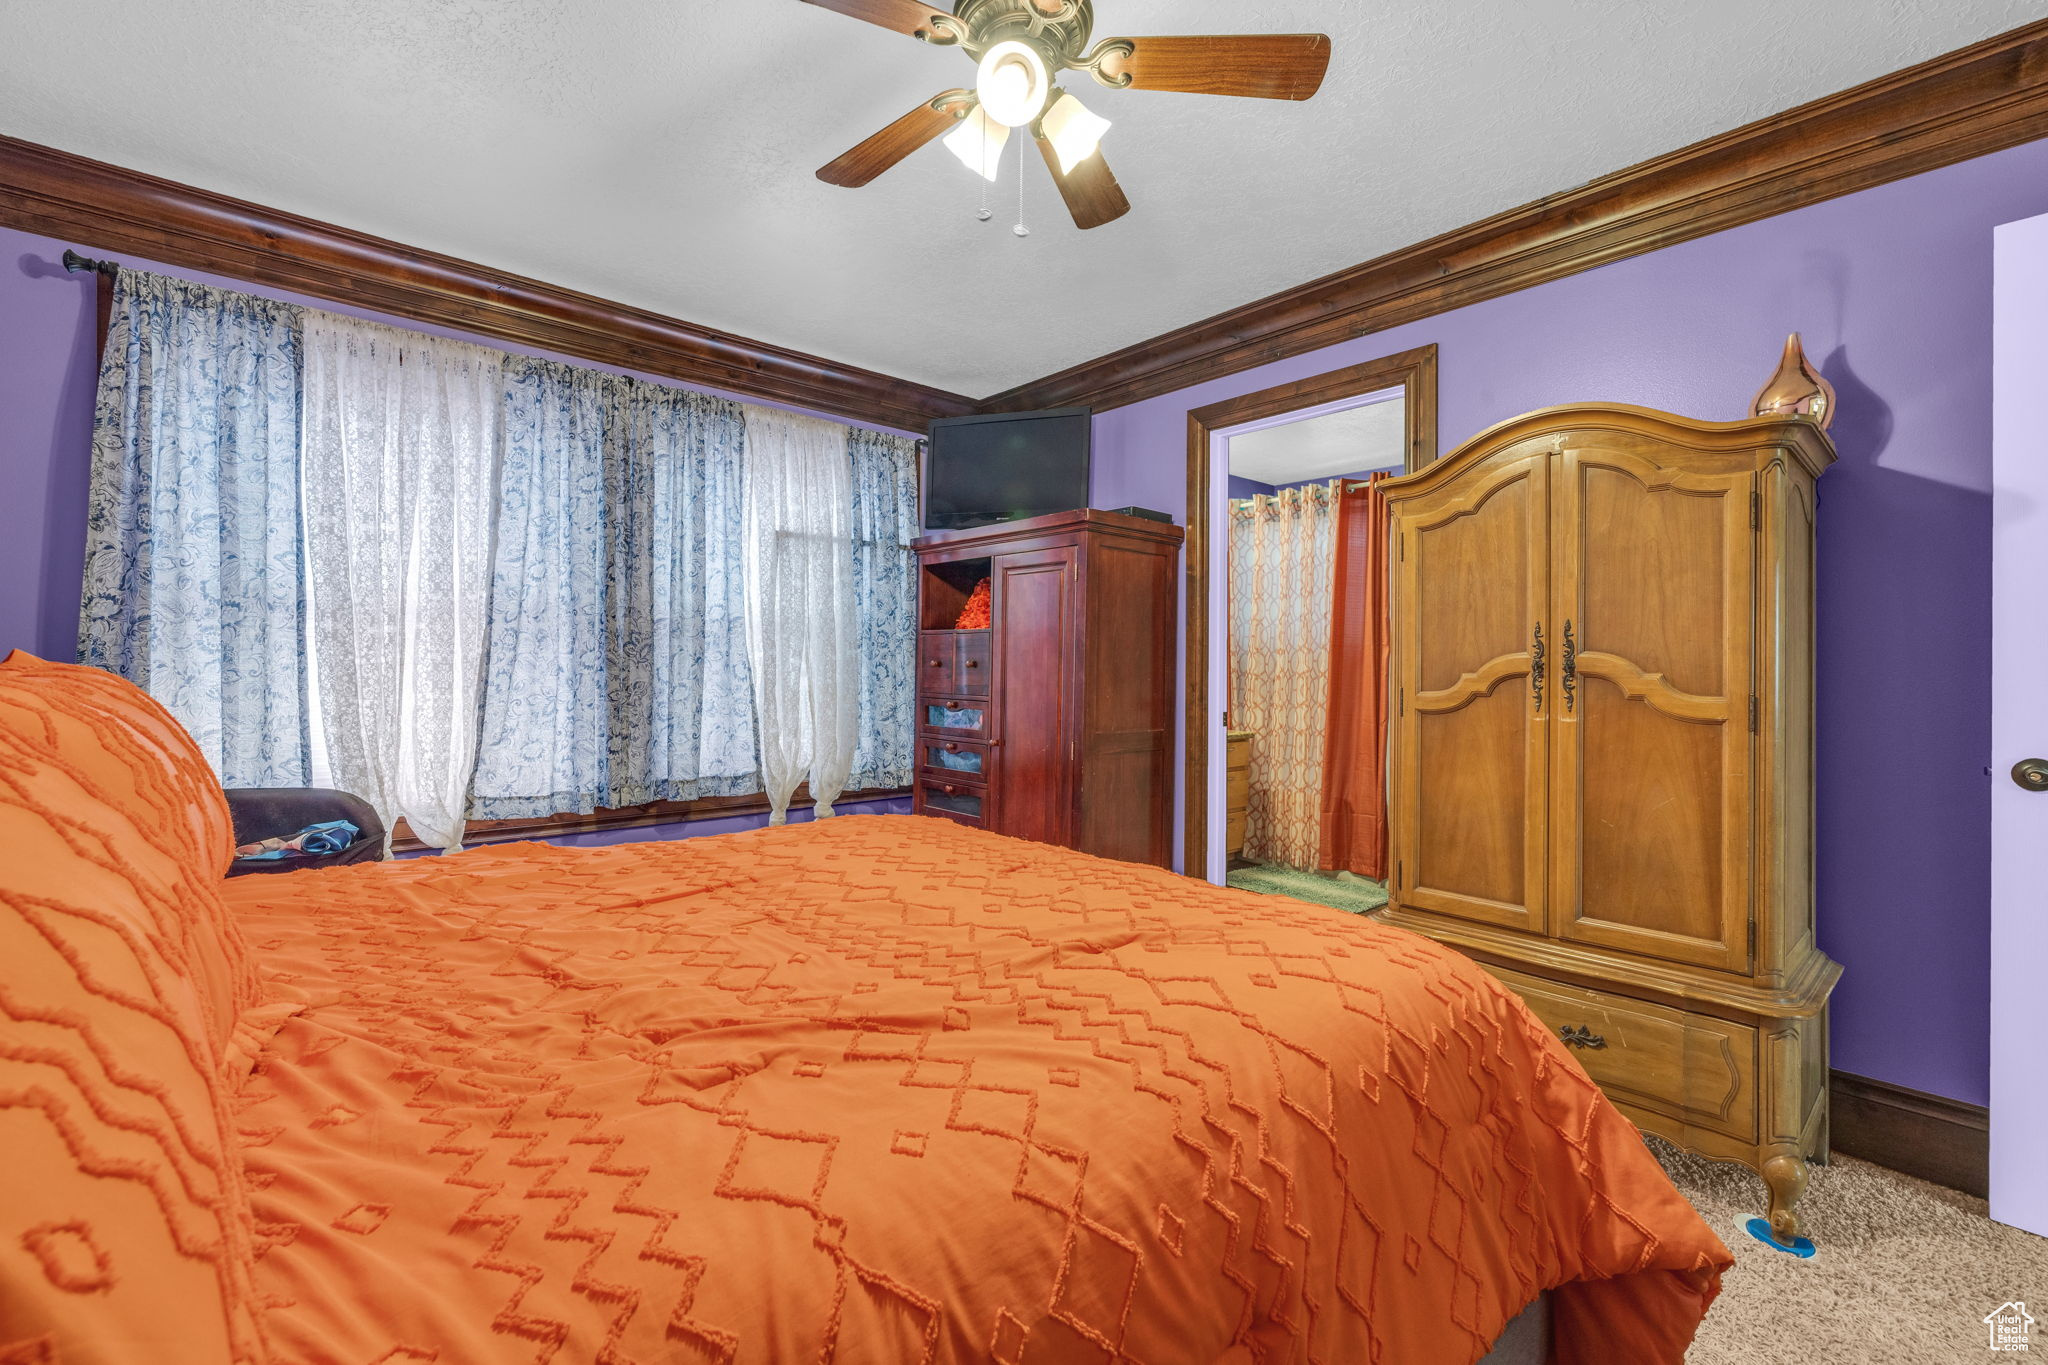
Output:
[{"left": 1750, "top": 332, "right": 1836, "bottom": 430}]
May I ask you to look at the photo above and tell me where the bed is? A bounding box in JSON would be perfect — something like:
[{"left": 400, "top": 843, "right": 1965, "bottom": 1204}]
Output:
[{"left": 1, "top": 653, "right": 1730, "bottom": 1363}]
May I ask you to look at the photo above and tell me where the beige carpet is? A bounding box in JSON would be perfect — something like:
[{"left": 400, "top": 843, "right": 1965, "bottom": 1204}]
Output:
[{"left": 1651, "top": 1135, "right": 2048, "bottom": 1363}]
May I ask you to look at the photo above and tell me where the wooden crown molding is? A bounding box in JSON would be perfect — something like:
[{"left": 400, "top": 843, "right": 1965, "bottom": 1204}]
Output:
[
  {"left": 0, "top": 135, "right": 976, "bottom": 433},
  {"left": 980, "top": 19, "right": 2048, "bottom": 416}
]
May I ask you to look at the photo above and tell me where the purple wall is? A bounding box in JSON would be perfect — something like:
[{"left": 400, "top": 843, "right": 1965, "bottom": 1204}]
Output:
[
  {"left": 1091, "top": 136, "right": 2048, "bottom": 1107},
  {"left": 0, "top": 222, "right": 919, "bottom": 846}
]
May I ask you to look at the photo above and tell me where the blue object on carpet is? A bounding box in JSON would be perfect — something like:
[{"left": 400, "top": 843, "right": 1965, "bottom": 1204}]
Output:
[{"left": 1743, "top": 1216, "right": 1817, "bottom": 1258}]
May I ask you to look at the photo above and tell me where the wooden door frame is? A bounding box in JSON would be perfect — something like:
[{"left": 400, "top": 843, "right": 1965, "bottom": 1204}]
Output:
[{"left": 1183, "top": 344, "right": 1439, "bottom": 879}]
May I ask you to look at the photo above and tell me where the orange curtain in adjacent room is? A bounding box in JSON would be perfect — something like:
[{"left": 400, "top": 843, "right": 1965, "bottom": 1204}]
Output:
[{"left": 1318, "top": 473, "right": 1391, "bottom": 879}]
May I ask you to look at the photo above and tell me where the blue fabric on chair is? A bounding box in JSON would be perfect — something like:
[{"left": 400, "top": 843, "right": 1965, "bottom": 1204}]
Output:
[
  {"left": 79, "top": 268, "right": 309, "bottom": 788},
  {"left": 223, "top": 787, "right": 385, "bottom": 877}
]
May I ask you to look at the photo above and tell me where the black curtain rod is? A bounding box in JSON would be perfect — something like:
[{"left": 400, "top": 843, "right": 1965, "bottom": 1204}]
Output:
[{"left": 63, "top": 248, "right": 117, "bottom": 276}]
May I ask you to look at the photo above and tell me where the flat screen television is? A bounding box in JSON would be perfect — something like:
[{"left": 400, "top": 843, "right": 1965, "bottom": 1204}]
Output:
[{"left": 924, "top": 407, "right": 1091, "bottom": 531}]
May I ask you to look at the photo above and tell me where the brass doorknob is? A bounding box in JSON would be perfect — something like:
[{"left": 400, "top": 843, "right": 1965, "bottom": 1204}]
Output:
[{"left": 2015, "top": 759, "right": 2048, "bottom": 792}]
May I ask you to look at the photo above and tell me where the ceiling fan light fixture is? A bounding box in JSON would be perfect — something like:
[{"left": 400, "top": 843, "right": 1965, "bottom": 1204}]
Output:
[
  {"left": 942, "top": 104, "right": 1011, "bottom": 181},
  {"left": 1039, "top": 90, "right": 1111, "bottom": 174},
  {"left": 976, "top": 38, "right": 1051, "bottom": 127}
]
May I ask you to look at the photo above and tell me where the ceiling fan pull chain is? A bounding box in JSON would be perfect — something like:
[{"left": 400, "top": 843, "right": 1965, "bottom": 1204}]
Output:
[
  {"left": 976, "top": 116, "right": 995, "bottom": 221},
  {"left": 1014, "top": 145, "right": 1029, "bottom": 238}
]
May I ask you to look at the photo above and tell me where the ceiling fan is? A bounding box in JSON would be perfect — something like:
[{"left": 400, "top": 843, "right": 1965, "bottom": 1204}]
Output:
[{"left": 804, "top": 0, "right": 1331, "bottom": 230}]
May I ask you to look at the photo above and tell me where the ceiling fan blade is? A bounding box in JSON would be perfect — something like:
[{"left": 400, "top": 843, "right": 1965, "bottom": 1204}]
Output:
[
  {"left": 818, "top": 91, "right": 974, "bottom": 187},
  {"left": 1087, "top": 34, "right": 1331, "bottom": 100},
  {"left": 1036, "top": 135, "right": 1130, "bottom": 230},
  {"left": 798, "top": 0, "right": 965, "bottom": 45}
]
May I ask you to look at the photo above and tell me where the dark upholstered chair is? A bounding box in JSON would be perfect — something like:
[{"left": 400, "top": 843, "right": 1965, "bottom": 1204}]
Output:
[{"left": 223, "top": 788, "right": 387, "bottom": 877}]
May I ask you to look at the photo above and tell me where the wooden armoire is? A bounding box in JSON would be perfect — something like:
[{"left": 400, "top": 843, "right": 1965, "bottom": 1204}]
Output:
[
  {"left": 1378, "top": 403, "right": 1838, "bottom": 1240},
  {"left": 911, "top": 509, "right": 1183, "bottom": 867}
]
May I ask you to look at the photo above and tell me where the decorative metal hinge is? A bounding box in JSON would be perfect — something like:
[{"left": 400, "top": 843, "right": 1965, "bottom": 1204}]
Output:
[
  {"left": 1749, "top": 695, "right": 1759, "bottom": 733},
  {"left": 1748, "top": 919, "right": 1757, "bottom": 959},
  {"left": 1559, "top": 1024, "right": 1607, "bottom": 1050},
  {"left": 1399, "top": 687, "right": 1406, "bottom": 717},
  {"left": 1751, "top": 491, "right": 1761, "bottom": 531}
]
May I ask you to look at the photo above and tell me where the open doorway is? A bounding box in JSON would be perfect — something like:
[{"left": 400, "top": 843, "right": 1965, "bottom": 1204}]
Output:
[
  {"left": 1182, "top": 345, "right": 1438, "bottom": 888},
  {"left": 1221, "top": 397, "right": 1403, "bottom": 913}
]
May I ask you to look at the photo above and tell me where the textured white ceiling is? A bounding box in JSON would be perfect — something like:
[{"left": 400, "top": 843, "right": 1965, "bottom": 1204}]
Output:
[
  {"left": 1228, "top": 399, "right": 1405, "bottom": 485},
  {"left": 4, "top": 1, "right": 2043, "bottom": 400}
]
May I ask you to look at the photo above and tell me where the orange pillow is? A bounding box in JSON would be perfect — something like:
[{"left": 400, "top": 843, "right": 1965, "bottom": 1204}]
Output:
[
  {"left": 0, "top": 658, "right": 268, "bottom": 1362},
  {"left": 0, "top": 654, "right": 256, "bottom": 1059}
]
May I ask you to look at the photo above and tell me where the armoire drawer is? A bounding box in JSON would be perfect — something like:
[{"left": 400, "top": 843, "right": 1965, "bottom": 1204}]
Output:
[
  {"left": 1490, "top": 967, "right": 1759, "bottom": 1143},
  {"left": 919, "top": 736, "right": 995, "bottom": 784},
  {"left": 918, "top": 631, "right": 992, "bottom": 697},
  {"left": 920, "top": 698, "right": 991, "bottom": 741},
  {"left": 919, "top": 779, "right": 989, "bottom": 829}
]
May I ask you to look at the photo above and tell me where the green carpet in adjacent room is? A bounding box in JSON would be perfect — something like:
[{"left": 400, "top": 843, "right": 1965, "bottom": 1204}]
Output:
[{"left": 1226, "top": 862, "right": 1389, "bottom": 914}]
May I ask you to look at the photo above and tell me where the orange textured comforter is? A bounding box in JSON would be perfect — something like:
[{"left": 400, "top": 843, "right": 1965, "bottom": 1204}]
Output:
[{"left": 222, "top": 815, "right": 1728, "bottom": 1364}]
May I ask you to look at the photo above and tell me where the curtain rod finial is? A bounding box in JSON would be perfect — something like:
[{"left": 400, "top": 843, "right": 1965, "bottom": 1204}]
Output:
[{"left": 63, "top": 249, "right": 115, "bottom": 275}]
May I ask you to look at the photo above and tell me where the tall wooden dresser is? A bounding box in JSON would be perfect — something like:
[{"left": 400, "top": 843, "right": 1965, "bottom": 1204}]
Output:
[
  {"left": 1378, "top": 403, "right": 1838, "bottom": 1240},
  {"left": 911, "top": 509, "right": 1184, "bottom": 868}
]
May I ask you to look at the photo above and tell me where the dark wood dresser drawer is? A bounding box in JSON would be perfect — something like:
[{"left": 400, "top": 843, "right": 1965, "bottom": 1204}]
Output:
[
  {"left": 919, "top": 736, "right": 995, "bottom": 785},
  {"left": 1491, "top": 966, "right": 1759, "bottom": 1143},
  {"left": 919, "top": 631, "right": 964, "bottom": 693},
  {"left": 919, "top": 779, "right": 990, "bottom": 828},
  {"left": 920, "top": 697, "right": 992, "bottom": 742}
]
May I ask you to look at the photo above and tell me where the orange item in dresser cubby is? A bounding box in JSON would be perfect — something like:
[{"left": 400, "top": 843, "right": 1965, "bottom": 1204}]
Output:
[{"left": 954, "top": 577, "right": 991, "bottom": 629}]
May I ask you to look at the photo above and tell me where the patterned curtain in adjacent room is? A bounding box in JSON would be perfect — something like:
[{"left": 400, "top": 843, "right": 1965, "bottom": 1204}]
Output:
[
  {"left": 1227, "top": 483, "right": 1338, "bottom": 868},
  {"left": 80, "top": 268, "right": 308, "bottom": 787},
  {"left": 300, "top": 313, "right": 501, "bottom": 850},
  {"left": 847, "top": 429, "right": 919, "bottom": 792},
  {"left": 742, "top": 407, "right": 859, "bottom": 823},
  {"left": 469, "top": 356, "right": 612, "bottom": 818},
  {"left": 602, "top": 378, "right": 759, "bottom": 807}
]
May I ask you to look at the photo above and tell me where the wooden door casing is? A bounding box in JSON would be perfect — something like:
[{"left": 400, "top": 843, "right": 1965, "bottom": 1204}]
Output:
[
  {"left": 992, "top": 546, "right": 1079, "bottom": 847},
  {"left": 1549, "top": 438, "right": 1756, "bottom": 973},
  {"left": 1390, "top": 445, "right": 1552, "bottom": 933}
]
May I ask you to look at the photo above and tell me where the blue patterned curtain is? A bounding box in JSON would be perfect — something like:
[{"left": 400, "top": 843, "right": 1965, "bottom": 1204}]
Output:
[
  {"left": 602, "top": 378, "right": 760, "bottom": 806},
  {"left": 79, "top": 268, "right": 307, "bottom": 787},
  {"left": 847, "top": 429, "right": 918, "bottom": 791},
  {"left": 470, "top": 357, "right": 611, "bottom": 818}
]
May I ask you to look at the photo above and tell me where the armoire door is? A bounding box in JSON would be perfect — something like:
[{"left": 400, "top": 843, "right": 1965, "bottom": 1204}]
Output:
[
  {"left": 1390, "top": 447, "right": 1551, "bottom": 933},
  {"left": 993, "top": 545, "right": 1078, "bottom": 846},
  {"left": 1549, "top": 439, "right": 1754, "bottom": 972}
]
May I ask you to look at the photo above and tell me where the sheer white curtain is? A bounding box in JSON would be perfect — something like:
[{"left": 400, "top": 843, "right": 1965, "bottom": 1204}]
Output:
[
  {"left": 742, "top": 408, "right": 858, "bottom": 824},
  {"left": 301, "top": 313, "right": 502, "bottom": 849}
]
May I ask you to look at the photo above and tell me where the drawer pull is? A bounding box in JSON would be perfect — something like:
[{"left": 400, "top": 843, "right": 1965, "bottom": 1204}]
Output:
[
  {"left": 927, "top": 659, "right": 943, "bottom": 666},
  {"left": 944, "top": 743, "right": 959, "bottom": 752},
  {"left": 1559, "top": 1024, "right": 1606, "bottom": 1050},
  {"left": 945, "top": 702, "right": 962, "bottom": 711},
  {"left": 964, "top": 659, "right": 979, "bottom": 668}
]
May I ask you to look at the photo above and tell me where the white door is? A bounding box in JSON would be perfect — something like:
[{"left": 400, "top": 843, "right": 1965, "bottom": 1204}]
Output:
[{"left": 1991, "top": 210, "right": 2048, "bottom": 1237}]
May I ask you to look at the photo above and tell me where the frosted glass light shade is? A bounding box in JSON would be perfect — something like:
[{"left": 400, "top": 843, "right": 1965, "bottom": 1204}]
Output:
[
  {"left": 976, "top": 40, "right": 1050, "bottom": 128},
  {"left": 943, "top": 105, "right": 1010, "bottom": 181},
  {"left": 1040, "top": 91, "right": 1111, "bottom": 174}
]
